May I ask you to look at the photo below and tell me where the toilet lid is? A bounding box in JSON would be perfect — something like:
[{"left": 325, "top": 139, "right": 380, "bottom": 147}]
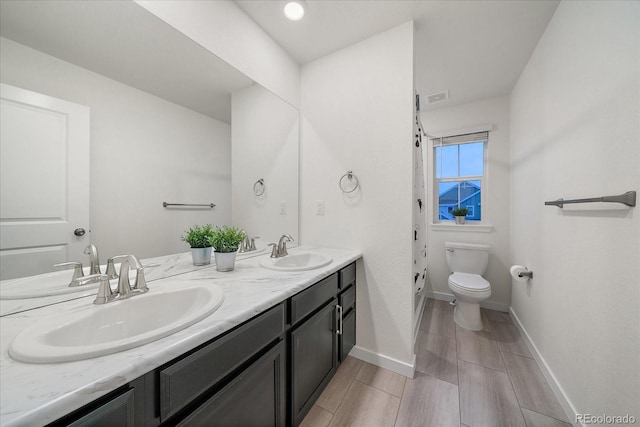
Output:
[{"left": 449, "top": 273, "right": 490, "bottom": 292}]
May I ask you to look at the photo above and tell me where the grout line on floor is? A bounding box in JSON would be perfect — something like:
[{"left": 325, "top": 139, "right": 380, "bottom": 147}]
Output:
[
  {"left": 329, "top": 370, "right": 357, "bottom": 418},
  {"left": 456, "top": 355, "right": 463, "bottom": 427},
  {"left": 498, "top": 346, "right": 535, "bottom": 360},
  {"left": 391, "top": 387, "right": 402, "bottom": 427},
  {"left": 352, "top": 377, "right": 401, "bottom": 399},
  {"left": 521, "top": 407, "right": 572, "bottom": 425},
  {"left": 420, "top": 330, "right": 456, "bottom": 342},
  {"left": 454, "top": 357, "right": 508, "bottom": 375},
  {"left": 501, "top": 336, "right": 531, "bottom": 426}
]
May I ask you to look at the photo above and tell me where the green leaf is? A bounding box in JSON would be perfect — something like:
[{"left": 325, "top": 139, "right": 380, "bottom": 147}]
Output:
[{"left": 210, "top": 226, "right": 246, "bottom": 253}]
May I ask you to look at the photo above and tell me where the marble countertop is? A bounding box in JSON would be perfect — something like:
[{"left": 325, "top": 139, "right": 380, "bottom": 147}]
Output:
[{"left": 0, "top": 246, "right": 362, "bottom": 427}]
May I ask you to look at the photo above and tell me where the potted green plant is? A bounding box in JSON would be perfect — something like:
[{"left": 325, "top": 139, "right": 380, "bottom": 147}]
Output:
[
  {"left": 183, "top": 224, "right": 215, "bottom": 266},
  {"left": 210, "top": 226, "right": 246, "bottom": 272},
  {"left": 450, "top": 206, "right": 469, "bottom": 224}
]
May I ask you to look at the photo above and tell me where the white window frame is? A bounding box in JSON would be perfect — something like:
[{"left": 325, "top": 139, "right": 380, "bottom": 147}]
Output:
[{"left": 432, "top": 132, "right": 488, "bottom": 224}]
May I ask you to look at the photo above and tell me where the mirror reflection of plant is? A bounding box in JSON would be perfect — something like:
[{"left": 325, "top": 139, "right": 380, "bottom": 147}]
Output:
[
  {"left": 183, "top": 224, "right": 215, "bottom": 248},
  {"left": 451, "top": 206, "right": 469, "bottom": 217},
  {"left": 211, "top": 226, "right": 246, "bottom": 253}
]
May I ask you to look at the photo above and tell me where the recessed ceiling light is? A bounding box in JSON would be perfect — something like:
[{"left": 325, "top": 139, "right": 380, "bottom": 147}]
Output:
[{"left": 284, "top": 1, "right": 306, "bottom": 21}]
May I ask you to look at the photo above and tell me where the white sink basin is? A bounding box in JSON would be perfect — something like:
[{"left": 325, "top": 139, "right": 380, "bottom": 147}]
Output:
[
  {"left": 9, "top": 281, "right": 224, "bottom": 363},
  {"left": 259, "top": 252, "right": 332, "bottom": 272}
]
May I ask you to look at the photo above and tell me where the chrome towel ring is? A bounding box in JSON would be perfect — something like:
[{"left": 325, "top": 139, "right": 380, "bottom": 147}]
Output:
[
  {"left": 253, "top": 179, "right": 265, "bottom": 196},
  {"left": 339, "top": 171, "right": 359, "bottom": 193}
]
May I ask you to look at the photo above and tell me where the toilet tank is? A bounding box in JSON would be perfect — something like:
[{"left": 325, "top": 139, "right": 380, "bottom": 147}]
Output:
[{"left": 445, "top": 242, "right": 490, "bottom": 275}]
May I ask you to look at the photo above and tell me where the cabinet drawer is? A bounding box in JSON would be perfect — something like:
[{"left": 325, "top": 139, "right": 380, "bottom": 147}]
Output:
[
  {"left": 177, "top": 342, "right": 285, "bottom": 427},
  {"left": 339, "top": 285, "right": 356, "bottom": 311},
  {"left": 290, "top": 273, "right": 338, "bottom": 325},
  {"left": 66, "top": 389, "right": 135, "bottom": 427},
  {"left": 160, "top": 303, "right": 285, "bottom": 422},
  {"left": 339, "top": 262, "right": 356, "bottom": 290}
]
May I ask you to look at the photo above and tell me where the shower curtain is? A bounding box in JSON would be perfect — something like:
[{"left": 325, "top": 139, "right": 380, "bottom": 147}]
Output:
[{"left": 413, "top": 95, "right": 428, "bottom": 296}]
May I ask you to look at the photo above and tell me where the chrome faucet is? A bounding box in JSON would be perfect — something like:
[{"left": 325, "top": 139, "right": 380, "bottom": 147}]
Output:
[
  {"left": 53, "top": 244, "right": 105, "bottom": 286},
  {"left": 84, "top": 244, "right": 101, "bottom": 275},
  {"left": 238, "top": 235, "right": 259, "bottom": 253},
  {"left": 269, "top": 234, "right": 294, "bottom": 258},
  {"left": 92, "top": 255, "right": 148, "bottom": 305}
]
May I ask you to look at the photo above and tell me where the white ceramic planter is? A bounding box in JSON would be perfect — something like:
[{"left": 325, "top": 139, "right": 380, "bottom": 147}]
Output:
[
  {"left": 190, "top": 247, "right": 212, "bottom": 266},
  {"left": 214, "top": 251, "right": 238, "bottom": 272}
]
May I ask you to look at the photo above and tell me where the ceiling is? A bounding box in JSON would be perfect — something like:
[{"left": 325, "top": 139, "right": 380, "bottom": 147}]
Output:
[
  {"left": 0, "top": 0, "right": 253, "bottom": 123},
  {"left": 235, "top": 0, "right": 560, "bottom": 110}
]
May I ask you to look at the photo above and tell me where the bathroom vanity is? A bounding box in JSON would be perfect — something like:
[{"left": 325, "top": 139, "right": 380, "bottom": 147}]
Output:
[{"left": 0, "top": 247, "right": 360, "bottom": 427}]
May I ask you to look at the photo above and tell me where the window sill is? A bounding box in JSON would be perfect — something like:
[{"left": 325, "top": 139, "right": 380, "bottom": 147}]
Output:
[{"left": 430, "top": 223, "right": 493, "bottom": 233}]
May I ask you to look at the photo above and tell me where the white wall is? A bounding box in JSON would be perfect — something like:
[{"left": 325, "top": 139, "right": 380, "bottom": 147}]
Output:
[
  {"left": 231, "top": 84, "right": 299, "bottom": 244},
  {"left": 136, "top": 0, "right": 300, "bottom": 108},
  {"left": 0, "top": 37, "right": 231, "bottom": 259},
  {"left": 421, "top": 96, "right": 512, "bottom": 310},
  {"left": 510, "top": 0, "right": 639, "bottom": 420},
  {"left": 300, "top": 22, "right": 415, "bottom": 373}
]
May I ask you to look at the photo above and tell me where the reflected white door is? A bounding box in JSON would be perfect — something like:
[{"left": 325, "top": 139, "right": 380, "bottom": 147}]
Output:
[{"left": 0, "top": 83, "right": 90, "bottom": 280}]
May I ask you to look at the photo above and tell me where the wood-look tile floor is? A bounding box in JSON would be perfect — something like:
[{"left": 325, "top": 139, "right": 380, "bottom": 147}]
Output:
[{"left": 300, "top": 299, "right": 571, "bottom": 427}]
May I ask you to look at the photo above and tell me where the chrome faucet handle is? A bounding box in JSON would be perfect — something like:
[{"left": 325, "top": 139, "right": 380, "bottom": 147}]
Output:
[
  {"left": 105, "top": 258, "right": 119, "bottom": 280},
  {"left": 54, "top": 261, "right": 84, "bottom": 286},
  {"left": 91, "top": 274, "right": 115, "bottom": 305},
  {"left": 268, "top": 243, "right": 278, "bottom": 258},
  {"left": 249, "top": 237, "right": 258, "bottom": 251},
  {"left": 128, "top": 255, "right": 148, "bottom": 293},
  {"left": 133, "top": 267, "right": 149, "bottom": 293}
]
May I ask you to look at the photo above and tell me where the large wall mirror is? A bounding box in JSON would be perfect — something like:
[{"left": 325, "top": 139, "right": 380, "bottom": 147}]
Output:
[{"left": 0, "top": 1, "right": 299, "bottom": 286}]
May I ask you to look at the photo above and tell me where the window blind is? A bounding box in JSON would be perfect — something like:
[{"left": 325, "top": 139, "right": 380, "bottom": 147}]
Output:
[{"left": 431, "top": 131, "right": 488, "bottom": 146}]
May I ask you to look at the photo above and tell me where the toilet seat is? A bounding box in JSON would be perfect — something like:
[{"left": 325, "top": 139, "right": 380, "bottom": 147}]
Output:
[{"left": 448, "top": 272, "right": 490, "bottom": 292}]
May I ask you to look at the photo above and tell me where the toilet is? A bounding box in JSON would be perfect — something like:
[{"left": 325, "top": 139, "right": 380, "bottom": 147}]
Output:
[{"left": 445, "top": 242, "right": 491, "bottom": 331}]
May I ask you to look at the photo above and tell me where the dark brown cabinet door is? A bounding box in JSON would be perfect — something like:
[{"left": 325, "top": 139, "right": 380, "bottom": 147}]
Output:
[
  {"left": 290, "top": 302, "right": 338, "bottom": 426},
  {"left": 340, "top": 308, "right": 356, "bottom": 362}
]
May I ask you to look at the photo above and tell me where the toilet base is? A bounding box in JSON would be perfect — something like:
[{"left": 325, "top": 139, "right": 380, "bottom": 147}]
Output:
[{"left": 453, "top": 300, "right": 483, "bottom": 331}]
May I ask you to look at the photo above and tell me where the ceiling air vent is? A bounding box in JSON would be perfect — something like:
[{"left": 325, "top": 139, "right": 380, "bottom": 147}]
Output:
[{"left": 426, "top": 90, "right": 449, "bottom": 104}]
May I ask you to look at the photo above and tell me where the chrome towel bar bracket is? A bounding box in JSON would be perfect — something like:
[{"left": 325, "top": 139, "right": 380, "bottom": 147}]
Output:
[{"left": 545, "top": 191, "right": 636, "bottom": 208}]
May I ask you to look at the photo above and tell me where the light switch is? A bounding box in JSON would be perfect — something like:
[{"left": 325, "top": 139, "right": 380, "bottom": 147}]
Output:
[
  {"left": 279, "top": 201, "right": 287, "bottom": 215},
  {"left": 315, "top": 200, "right": 325, "bottom": 216}
]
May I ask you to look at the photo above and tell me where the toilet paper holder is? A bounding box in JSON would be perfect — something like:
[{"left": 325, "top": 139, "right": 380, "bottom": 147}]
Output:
[
  {"left": 511, "top": 265, "right": 533, "bottom": 281},
  {"left": 518, "top": 270, "right": 533, "bottom": 279}
]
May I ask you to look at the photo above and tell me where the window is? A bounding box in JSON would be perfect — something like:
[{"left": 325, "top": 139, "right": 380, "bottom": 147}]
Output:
[{"left": 433, "top": 132, "right": 487, "bottom": 222}]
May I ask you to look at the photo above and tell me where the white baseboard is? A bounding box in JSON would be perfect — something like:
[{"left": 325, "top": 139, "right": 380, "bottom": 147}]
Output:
[
  {"left": 349, "top": 345, "right": 416, "bottom": 379},
  {"left": 426, "top": 290, "right": 510, "bottom": 313},
  {"left": 509, "top": 307, "right": 581, "bottom": 427}
]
